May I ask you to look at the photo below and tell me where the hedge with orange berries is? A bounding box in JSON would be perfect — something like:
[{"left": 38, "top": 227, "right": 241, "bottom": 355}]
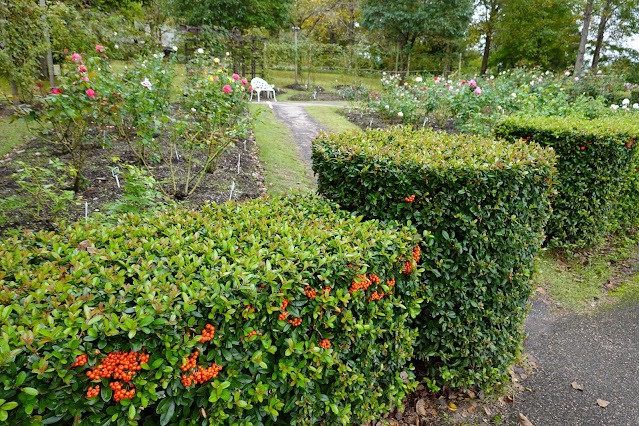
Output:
[
  {"left": 312, "top": 125, "right": 556, "bottom": 391},
  {"left": 495, "top": 114, "right": 639, "bottom": 249},
  {"left": 0, "top": 194, "right": 421, "bottom": 425}
]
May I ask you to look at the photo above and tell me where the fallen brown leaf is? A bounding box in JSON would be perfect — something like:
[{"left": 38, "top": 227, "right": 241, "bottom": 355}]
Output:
[
  {"left": 447, "top": 402, "right": 457, "bottom": 411},
  {"left": 518, "top": 412, "right": 534, "bottom": 426},
  {"left": 596, "top": 399, "right": 610, "bottom": 408},
  {"left": 415, "top": 398, "right": 428, "bottom": 417},
  {"left": 571, "top": 382, "right": 584, "bottom": 391},
  {"left": 536, "top": 287, "right": 546, "bottom": 294},
  {"left": 77, "top": 240, "right": 92, "bottom": 250}
]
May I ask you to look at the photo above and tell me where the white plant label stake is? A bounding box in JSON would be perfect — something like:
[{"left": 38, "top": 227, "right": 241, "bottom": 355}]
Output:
[
  {"left": 237, "top": 154, "right": 241, "bottom": 174},
  {"left": 423, "top": 116, "right": 429, "bottom": 129},
  {"left": 229, "top": 181, "right": 235, "bottom": 201},
  {"left": 175, "top": 146, "right": 180, "bottom": 160},
  {"left": 111, "top": 167, "right": 120, "bottom": 188},
  {"left": 85, "top": 201, "right": 88, "bottom": 222}
]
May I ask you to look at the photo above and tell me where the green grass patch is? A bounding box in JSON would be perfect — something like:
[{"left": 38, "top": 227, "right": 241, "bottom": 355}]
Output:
[
  {"left": 304, "top": 106, "right": 360, "bottom": 133},
  {"left": 249, "top": 103, "right": 313, "bottom": 194},
  {"left": 0, "top": 116, "right": 31, "bottom": 155},
  {"left": 534, "top": 236, "right": 639, "bottom": 310},
  {"left": 266, "top": 69, "right": 382, "bottom": 92}
]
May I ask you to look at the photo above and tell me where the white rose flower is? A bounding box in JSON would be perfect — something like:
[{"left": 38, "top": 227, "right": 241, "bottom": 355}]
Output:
[
  {"left": 511, "top": 93, "right": 517, "bottom": 98},
  {"left": 173, "top": 46, "right": 178, "bottom": 51},
  {"left": 565, "top": 71, "right": 570, "bottom": 76},
  {"left": 397, "top": 111, "right": 403, "bottom": 118},
  {"left": 114, "top": 31, "right": 118, "bottom": 36},
  {"left": 415, "top": 76, "right": 423, "bottom": 82},
  {"left": 622, "top": 98, "right": 630, "bottom": 105},
  {"left": 384, "top": 105, "right": 389, "bottom": 110},
  {"left": 197, "top": 48, "right": 204, "bottom": 54},
  {"left": 114, "top": 44, "right": 119, "bottom": 49},
  {"left": 633, "top": 103, "right": 639, "bottom": 109},
  {"left": 610, "top": 104, "right": 619, "bottom": 110}
]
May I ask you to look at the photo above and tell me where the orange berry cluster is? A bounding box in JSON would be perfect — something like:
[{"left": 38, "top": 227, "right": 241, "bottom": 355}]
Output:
[
  {"left": 278, "top": 311, "right": 289, "bottom": 321},
  {"left": 350, "top": 273, "right": 379, "bottom": 293},
  {"left": 245, "top": 304, "right": 256, "bottom": 312},
  {"left": 247, "top": 330, "right": 262, "bottom": 338},
  {"left": 387, "top": 278, "right": 395, "bottom": 287},
  {"left": 71, "top": 354, "right": 88, "bottom": 368},
  {"left": 280, "top": 299, "right": 289, "bottom": 310},
  {"left": 86, "top": 385, "right": 100, "bottom": 398},
  {"left": 288, "top": 317, "right": 302, "bottom": 326},
  {"left": 199, "top": 324, "right": 215, "bottom": 343},
  {"left": 304, "top": 286, "right": 317, "bottom": 298},
  {"left": 180, "top": 351, "right": 199, "bottom": 372},
  {"left": 402, "top": 261, "right": 413, "bottom": 274},
  {"left": 404, "top": 195, "right": 415, "bottom": 202},
  {"left": 181, "top": 362, "right": 223, "bottom": 387},
  {"left": 109, "top": 381, "right": 135, "bottom": 402},
  {"left": 369, "top": 290, "right": 385, "bottom": 301},
  {"left": 413, "top": 245, "right": 421, "bottom": 262},
  {"left": 324, "top": 286, "right": 331, "bottom": 296},
  {"left": 318, "top": 339, "right": 331, "bottom": 349},
  {"left": 86, "top": 351, "right": 149, "bottom": 383}
]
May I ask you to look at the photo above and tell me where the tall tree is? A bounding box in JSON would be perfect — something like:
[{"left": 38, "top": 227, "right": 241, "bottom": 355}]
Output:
[
  {"left": 170, "top": 0, "right": 294, "bottom": 31},
  {"left": 475, "top": 0, "right": 502, "bottom": 75},
  {"left": 591, "top": 0, "right": 639, "bottom": 69},
  {"left": 491, "top": 0, "right": 579, "bottom": 70},
  {"left": 574, "top": 0, "right": 594, "bottom": 74},
  {"left": 361, "top": 0, "right": 473, "bottom": 74}
]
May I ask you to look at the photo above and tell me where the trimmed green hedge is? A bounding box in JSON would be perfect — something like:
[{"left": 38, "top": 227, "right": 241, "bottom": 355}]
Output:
[
  {"left": 495, "top": 114, "right": 639, "bottom": 248},
  {"left": 0, "top": 195, "right": 421, "bottom": 425},
  {"left": 312, "top": 126, "right": 556, "bottom": 390}
]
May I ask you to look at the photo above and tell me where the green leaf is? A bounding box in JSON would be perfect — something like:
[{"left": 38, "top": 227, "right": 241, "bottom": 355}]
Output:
[{"left": 22, "top": 387, "right": 38, "bottom": 396}]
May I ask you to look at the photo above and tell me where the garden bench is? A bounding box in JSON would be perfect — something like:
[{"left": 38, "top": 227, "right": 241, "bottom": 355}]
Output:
[{"left": 249, "top": 77, "right": 277, "bottom": 102}]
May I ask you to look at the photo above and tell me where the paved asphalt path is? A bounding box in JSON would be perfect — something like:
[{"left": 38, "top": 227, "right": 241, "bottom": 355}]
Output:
[{"left": 504, "top": 297, "right": 639, "bottom": 426}]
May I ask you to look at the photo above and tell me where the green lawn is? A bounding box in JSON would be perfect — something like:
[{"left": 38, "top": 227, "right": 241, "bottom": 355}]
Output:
[
  {"left": 304, "top": 106, "right": 360, "bottom": 134},
  {"left": 249, "top": 104, "right": 314, "bottom": 195},
  {"left": 266, "top": 69, "right": 382, "bottom": 93},
  {"left": 0, "top": 116, "right": 31, "bottom": 155}
]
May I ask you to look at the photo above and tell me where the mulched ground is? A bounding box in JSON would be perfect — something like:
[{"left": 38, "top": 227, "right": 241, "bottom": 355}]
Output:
[
  {"left": 343, "top": 108, "right": 457, "bottom": 133},
  {"left": 0, "top": 111, "right": 265, "bottom": 235}
]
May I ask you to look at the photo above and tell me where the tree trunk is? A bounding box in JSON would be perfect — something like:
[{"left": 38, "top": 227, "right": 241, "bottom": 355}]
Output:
[
  {"left": 395, "top": 41, "right": 400, "bottom": 73},
  {"left": 480, "top": 1, "right": 499, "bottom": 76},
  {"left": 10, "top": 80, "right": 19, "bottom": 105},
  {"left": 591, "top": 0, "right": 612, "bottom": 69},
  {"left": 307, "top": 42, "right": 312, "bottom": 87},
  {"left": 575, "top": 0, "right": 594, "bottom": 74}
]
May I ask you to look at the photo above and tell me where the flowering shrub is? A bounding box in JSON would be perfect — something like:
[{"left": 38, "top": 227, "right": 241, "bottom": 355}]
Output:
[
  {"left": 312, "top": 126, "right": 556, "bottom": 390},
  {"left": 15, "top": 48, "right": 117, "bottom": 191},
  {"left": 0, "top": 194, "right": 422, "bottom": 424},
  {"left": 495, "top": 114, "right": 639, "bottom": 249},
  {"left": 362, "top": 69, "right": 623, "bottom": 135}
]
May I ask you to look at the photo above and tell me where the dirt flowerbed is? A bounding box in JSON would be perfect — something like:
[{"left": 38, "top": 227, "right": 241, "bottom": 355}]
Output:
[
  {"left": 0, "top": 116, "right": 265, "bottom": 235},
  {"left": 342, "top": 108, "right": 457, "bottom": 133}
]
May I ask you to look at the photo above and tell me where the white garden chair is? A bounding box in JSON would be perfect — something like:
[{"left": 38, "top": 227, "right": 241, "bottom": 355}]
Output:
[{"left": 249, "top": 77, "right": 277, "bottom": 102}]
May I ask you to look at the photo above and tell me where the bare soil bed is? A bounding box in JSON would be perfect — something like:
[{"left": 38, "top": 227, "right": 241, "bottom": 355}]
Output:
[{"left": 0, "top": 114, "right": 265, "bottom": 235}]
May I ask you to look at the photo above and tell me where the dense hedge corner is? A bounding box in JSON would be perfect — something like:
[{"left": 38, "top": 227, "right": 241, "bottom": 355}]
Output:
[
  {"left": 0, "top": 195, "right": 422, "bottom": 425},
  {"left": 312, "top": 126, "right": 556, "bottom": 391},
  {"left": 495, "top": 114, "right": 639, "bottom": 249}
]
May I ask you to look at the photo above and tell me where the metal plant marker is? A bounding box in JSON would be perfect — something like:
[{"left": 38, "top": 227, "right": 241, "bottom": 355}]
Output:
[
  {"left": 229, "top": 181, "right": 235, "bottom": 201},
  {"left": 111, "top": 167, "right": 120, "bottom": 188},
  {"left": 237, "top": 154, "right": 241, "bottom": 174}
]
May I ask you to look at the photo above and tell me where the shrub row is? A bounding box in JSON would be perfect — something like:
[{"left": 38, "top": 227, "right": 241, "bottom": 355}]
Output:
[
  {"left": 312, "top": 126, "right": 556, "bottom": 390},
  {"left": 495, "top": 114, "right": 639, "bottom": 249},
  {"left": 0, "top": 195, "right": 421, "bottom": 425}
]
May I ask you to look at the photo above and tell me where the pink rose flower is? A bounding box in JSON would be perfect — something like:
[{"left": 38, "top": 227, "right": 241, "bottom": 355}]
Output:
[
  {"left": 213, "top": 76, "right": 219, "bottom": 81},
  {"left": 86, "top": 88, "right": 96, "bottom": 98},
  {"left": 81, "top": 77, "right": 90, "bottom": 81},
  {"left": 36, "top": 81, "right": 43, "bottom": 88},
  {"left": 241, "top": 78, "right": 248, "bottom": 85},
  {"left": 469, "top": 79, "right": 477, "bottom": 88},
  {"left": 223, "top": 85, "right": 232, "bottom": 93},
  {"left": 474, "top": 87, "right": 482, "bottom": 95},
  {"left": 95, "top": 45, "right": 105, "bottom": 52},
  {"left": 51, "top": 88, "right": 63, "bottom": 95},
  {"left": 248, "top": 86, "right": 253, "bottom": 91},
  {"left": 232, "top": 73, "right": 240, "bottom": 81},
  {"left": 71, "top": 53, "right": 82, "bottom": 62},
  {"left": 78, "top": 65, "right": 88, "bottom": 73}
]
